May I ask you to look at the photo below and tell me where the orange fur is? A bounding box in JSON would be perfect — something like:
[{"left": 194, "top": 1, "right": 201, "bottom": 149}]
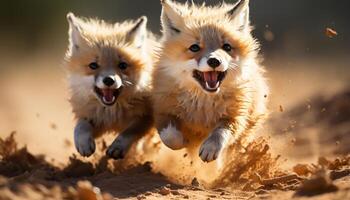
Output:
[
  {"left": 153, "top": 0, "right": 268, "bottom": 154},
  {"left": 64, "top": 14, "right": 159, "bottom": 138}
]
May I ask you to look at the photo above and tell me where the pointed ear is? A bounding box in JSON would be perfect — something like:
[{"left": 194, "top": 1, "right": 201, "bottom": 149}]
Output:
[
  {"left": 227, "top": 0, "right": 250, "bottom": 32},
  {"left": 126, "top": 16, "right": 148, "bottom": 48},
  {"left": 160, "top": 0, "right": 184, "bottom": 36},
  {"left": 66, "top": 12, "right": 87, "bottom": 51}
]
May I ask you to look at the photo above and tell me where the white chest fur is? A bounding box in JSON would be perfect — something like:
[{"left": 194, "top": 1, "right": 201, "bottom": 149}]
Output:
[
  {"left": 90, "top": 102, "right": 129, "bottom": 129},
  {"left": 175, "top": 89, "right": 235, "bottom": 128}
]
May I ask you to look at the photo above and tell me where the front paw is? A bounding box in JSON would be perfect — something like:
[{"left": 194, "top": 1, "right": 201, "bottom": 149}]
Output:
[
  {"left": 106, "top": 136, "right": 130, "bottom": 160},
  {"left": 159, "top": 123, "right": 185, "bottom": 150},
  {"left": 74, "top": 131, "right": 95, "bottom": 157},
  {"left": 199, "top": 129, "right": 231, "bottom": 162},
  {"left": 74, "top": 120, "right": 95, "bottom": 157}
]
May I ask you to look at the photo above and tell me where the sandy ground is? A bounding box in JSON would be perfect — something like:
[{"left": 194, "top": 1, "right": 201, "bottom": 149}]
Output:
[{"left": 0, "top": 56, "right": 349, "bottom": 199}]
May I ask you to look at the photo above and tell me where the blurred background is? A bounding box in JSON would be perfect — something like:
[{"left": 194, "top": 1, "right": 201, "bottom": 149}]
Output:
[{"left": 0, "top": 0, "right": 349, "bottom": 164}]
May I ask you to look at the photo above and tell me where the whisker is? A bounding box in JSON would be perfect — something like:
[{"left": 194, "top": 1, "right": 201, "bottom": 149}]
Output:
[
  {"left": 228, "top": 61, "right": 239, "bottom": 70},
  {"left": 122, "top": 80, "right": 134, "bottom": 86}
]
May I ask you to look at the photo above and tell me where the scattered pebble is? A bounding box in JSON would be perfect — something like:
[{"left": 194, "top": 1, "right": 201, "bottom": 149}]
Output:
[
  {"left": 64, "top": 139, "right": 72, "bottom": 147},
  {"left": 171, "top": 190, "right": 181, "bottom": 195},
  {"left": 325, "top": 28, "right": 337, "bottom": 38},
  {"left": 279, "top": 105, "right": 284, "bottom": 112},
  {"left": 50, "top": 123, "right": 57, "bottom": 130},
  {"left": 191, "top": 178, "right": 200, "bottom": 187},
  {"left": 159, "top": 187, "right": 171, "bottom": 195},
  {"left": 144, "top": 192, "right": 152, "bottom": 196},
  {"left": 291, "top": 138, "right": 296, "bottom": 144}
]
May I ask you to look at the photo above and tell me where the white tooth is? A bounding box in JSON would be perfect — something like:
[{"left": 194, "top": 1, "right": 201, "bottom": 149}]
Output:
[
  {"left": 215, "top": 81, "right": 220, "bottom": 88},
  {"left": 205, "top": 81, "right": 220, "bottom": 90},
  {"left": 102, "top": 96, "right": 115, "bottom": 104},
  {"left": 205, "top": 82, "right": 210, "bottom": 89}
]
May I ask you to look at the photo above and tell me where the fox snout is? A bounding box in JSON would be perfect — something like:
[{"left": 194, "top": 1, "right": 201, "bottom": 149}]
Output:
[
  {"left": 102, "top": 76, "right": 116, "bottom": 87},
  {"left": 207, "top": 57, "right": 221, "bottom": 69},
  {"left": 198, "top": 54, "right": 228, "bottom": 73},
  {"left": 96, "top": 74, "right": 122, "bottom": 89}
]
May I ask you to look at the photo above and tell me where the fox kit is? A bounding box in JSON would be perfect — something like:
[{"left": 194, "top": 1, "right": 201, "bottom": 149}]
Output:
[
  {"left": 153, "top": 0, "right": 268, "bottom": 162},
  {"left": 64, "top": 13, "right": 158, "bottom": 159}
]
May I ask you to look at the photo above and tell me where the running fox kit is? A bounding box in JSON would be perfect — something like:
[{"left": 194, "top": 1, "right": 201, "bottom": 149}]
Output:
[
  {"left": 153, "top": 0, "right": 269, "bottom": 162},
  {"left": 64, "top": 13, "right": 157, "bottom": 159}
]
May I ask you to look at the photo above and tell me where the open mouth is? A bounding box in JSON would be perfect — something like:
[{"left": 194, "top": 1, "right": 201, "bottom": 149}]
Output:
[
  {"left": 94, "top": 86, "right": 121, "bottom": 106},
  {"left": 193, "top": 70, "right": 227, "bottom": 93}
]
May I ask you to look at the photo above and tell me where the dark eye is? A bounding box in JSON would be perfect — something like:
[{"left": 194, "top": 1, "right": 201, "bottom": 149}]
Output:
[
  {"left": 222, "top": 43, "right": 232, "bottom": 52},
  {"left": 189, "top": 44, "right": 201, "bottom": 52},
  {"left": 88, "top": 62, "right": 99, "bottom": 70},
  {"left": 118, "top": 62, "right": 128, "bottom": 70}
]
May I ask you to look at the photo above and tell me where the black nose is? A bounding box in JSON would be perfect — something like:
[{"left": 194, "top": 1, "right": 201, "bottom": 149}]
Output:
[
  {"left": 207, "top": 57, "right": 221, "bottom": 68},
  {"left": 103, "top": 76, "right": 115, "bottom": 86}
]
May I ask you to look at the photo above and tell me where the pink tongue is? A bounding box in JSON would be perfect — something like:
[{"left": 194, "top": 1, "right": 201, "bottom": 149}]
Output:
[
  {"left": 102, "top": 89, "right": 114, "bottom": 102},
  {"left": 203, "top": 71, "right": 218, "bottom": 88}
]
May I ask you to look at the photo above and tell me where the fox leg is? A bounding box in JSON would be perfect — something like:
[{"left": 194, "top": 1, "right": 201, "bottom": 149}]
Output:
[
  {"left": 107, "top": 116, "right": 153, "bottom": 159},
  {"left": 199, "top": 115, "right": 250, "bottom": 162},
  {"left": 199, "top": 126, "right": 233, "bottom": 162},
  {"left": 157, "top": 115, "right": 185, "bottom": 150},
  {"left": 74, "top": 119, "right": 96, "bottom": 157}
]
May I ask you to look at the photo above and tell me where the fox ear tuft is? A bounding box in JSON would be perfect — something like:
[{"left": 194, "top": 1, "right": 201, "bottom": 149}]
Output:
[
  {"left": 127, "top": 16, "right": 148, "bottom": 48},
  {"left": 67, "top": 12, "right": 87, "bottom": 51},
  {"left": 227, "top": 0, "right": 250, "bottom": 32},
  {"left": 161, "top": 0, "right": 184, "bottom": 37}
]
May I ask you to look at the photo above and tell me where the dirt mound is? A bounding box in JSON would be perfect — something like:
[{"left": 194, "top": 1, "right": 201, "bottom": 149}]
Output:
[
  {"left": 0, "top": 132, "right": 55, "bottom": 178},
  {"left": 1, "top": 133, "right": 349, "bottom": 200}
]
